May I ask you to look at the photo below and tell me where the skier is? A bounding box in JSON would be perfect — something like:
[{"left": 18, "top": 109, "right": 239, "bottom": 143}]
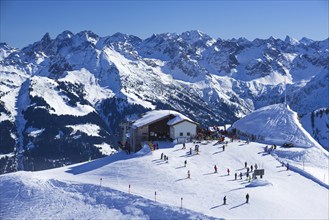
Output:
[
  {"left": 286, "top": 163, "right": 290, "bottom": 171},
  {"left": 187, "top": 170, "right": 191, "bottom": 179},
  {"left": 214, "top": 165, "right": 218, "bottom": 173},
  {"left": 166, "top": 156, "right": 169, "bottom": 163},
  {"left": 245, "top": 162, "right": 247, "bottom": 168},
  {"left": 254, "top": 163, "right": 258, "bottom": 170},
  {"left": 184, "top": 160, "right": 187, "bottom": 167},
  {"left": 161, "top": 153, "right": 164, "bottom": 160},
  {"left": 223, "top": 196, "right": 227, "bottom": 205},
  {"left": 182, "top": 142, "right": 186, "bottom": 149},
  {"left": 264, "top": 146, "right": 268, "bottom": 152},
  {"left": 247, "top": 167, "right": 250, "bottom": 173},
  {"left": 189, "top": 148, "right": 192, "bottom": 155},
  {"left": 223, "top": 145, "right": 225, "bottom": 151},
  {"left": 246, "top": 193, "right": 249, "bottom": 203},
  {"left": 251, "top": 165, "right": 253, "bottom": 172},
  {"left": 234, "top": 173, "right": 237, "bottom": 180},
  {"left": 227, "top": 168, "right": 230, "bottom": 176},
  {"left": 239, "top": 172, "right": 243, "bottom": 180},
  {"left": 163, "top": 155, "right": 166, "bottom": 161}
]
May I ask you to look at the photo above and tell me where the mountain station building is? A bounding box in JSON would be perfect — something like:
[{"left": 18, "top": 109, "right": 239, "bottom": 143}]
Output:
[{"left": 130, "top": 110, "right": 198, "bottom": 152}]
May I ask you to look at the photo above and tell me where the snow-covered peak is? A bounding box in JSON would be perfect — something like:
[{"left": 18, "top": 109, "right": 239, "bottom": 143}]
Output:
[
  {"left": 0, "top": 42, "right": 13, "bottom": 50},
  {"left": 181, "top": 30, "right": 206, "bottom": 40},
  {"left": 180, "top": 30, "right": 215, "bottom": 47},
  {"left": 55, "top": 30, "right": 74, "bottom": 41},
  {"left": 230, "top": 37, "right": 251, "bottom": 46},
  {"left": 22, "top": 32, "right": 53, "bottom": 55},
  {"left": 75, "top": 30, "right": 99, "bottom": 45},
  {"left": 109, "top": 32, "right": 142, "bottom": 43},
  {"left": 285, "top": 35, "right": 299, "bottom": 45},
  {"left": 99, "top": 32, "right": 142, "bottom": 50},
  {"left": 41, "top": 32, "right": 52, "bottom": 44},
  {"left": 299, "top": 37, "right": 314, "bottom": 46},
  {"left": 143, "top": 32, "right": 178, "bottom": 44},
  {"left": 0, "top": 43, "right": 17, "bottom": 61}
]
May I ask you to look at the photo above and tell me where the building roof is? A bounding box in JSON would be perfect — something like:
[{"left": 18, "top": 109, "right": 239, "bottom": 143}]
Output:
[
  {"left": 132, "top": 110, "right": 196, "bottom": 128},
  {"left": 167, "top": 114, "right": 197, "bottom": 126}
]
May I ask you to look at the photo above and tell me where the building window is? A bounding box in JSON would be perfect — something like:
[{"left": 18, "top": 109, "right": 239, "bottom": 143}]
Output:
[
  {"left": 180, "top": 132, "right": 183, "bottom": 136},
  {"left": 187, "top": 132, "right": 190, "bottom": 136}
]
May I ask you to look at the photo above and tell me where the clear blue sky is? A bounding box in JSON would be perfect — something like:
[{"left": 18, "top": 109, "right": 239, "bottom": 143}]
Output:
[{"left": 1, "top": 0, "right": 328, "bottom": 48}]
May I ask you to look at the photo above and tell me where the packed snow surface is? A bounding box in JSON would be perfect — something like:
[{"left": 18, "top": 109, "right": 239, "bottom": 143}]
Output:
[{"left": 1, "top": 140, "right": 328, "bottom": 219}]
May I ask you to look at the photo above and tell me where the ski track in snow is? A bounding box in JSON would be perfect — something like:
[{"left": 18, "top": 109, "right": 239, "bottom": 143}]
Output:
[{"left": 1, "top": 140, "right": 328, "bottom": 219}]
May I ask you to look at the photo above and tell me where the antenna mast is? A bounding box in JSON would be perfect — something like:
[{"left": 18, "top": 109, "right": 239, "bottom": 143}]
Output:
[{"left": 284, "top": 77, "right": 287, "bottom": 106}]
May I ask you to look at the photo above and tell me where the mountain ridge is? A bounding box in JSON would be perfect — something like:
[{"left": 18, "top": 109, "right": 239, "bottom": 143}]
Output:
[{"left": 0, "top": 30, "right": 328, "bottom": 174}]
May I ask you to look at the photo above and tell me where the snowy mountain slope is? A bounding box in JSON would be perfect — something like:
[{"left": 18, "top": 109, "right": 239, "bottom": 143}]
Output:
[
  {"left": 0, "top": 30, "right": 328, "bottom": 173},
  {"left": 0, "top": 43, "right": 18, "bottom": 61},
  {"left": 230, "top": 103, "right": 329, "bottom": 184},
  {"left": 1, "top": 139, "right": 328, "bottom": 219},
  {"left": 289, "top": 69, "right": 329, "bottom": 115},
  {"left": 231, "top": 104, "right": 322, "bottom": 148}
]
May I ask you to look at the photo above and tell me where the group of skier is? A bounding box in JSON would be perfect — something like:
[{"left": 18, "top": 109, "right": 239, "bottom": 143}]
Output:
[
  {"left": 264, "top": 144, "right": 277, "bottom": 153},
  {"left": 156, "top": 138, "right": 258, "bottom": 208}
]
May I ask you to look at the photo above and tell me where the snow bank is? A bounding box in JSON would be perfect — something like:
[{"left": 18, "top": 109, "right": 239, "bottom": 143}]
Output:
[{"left": 245, "top": 179, "right": 273, "bottom": 187}]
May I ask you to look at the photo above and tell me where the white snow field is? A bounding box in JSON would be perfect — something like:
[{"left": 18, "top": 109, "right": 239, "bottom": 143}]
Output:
[{"left": 1, "top": 139, "right": 328, "bottom": 219}]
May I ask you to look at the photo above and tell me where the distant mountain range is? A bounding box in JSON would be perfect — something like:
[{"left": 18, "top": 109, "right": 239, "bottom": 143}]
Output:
[{"left": 0, "top": 30, "right": 328, "bottom": 174}]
